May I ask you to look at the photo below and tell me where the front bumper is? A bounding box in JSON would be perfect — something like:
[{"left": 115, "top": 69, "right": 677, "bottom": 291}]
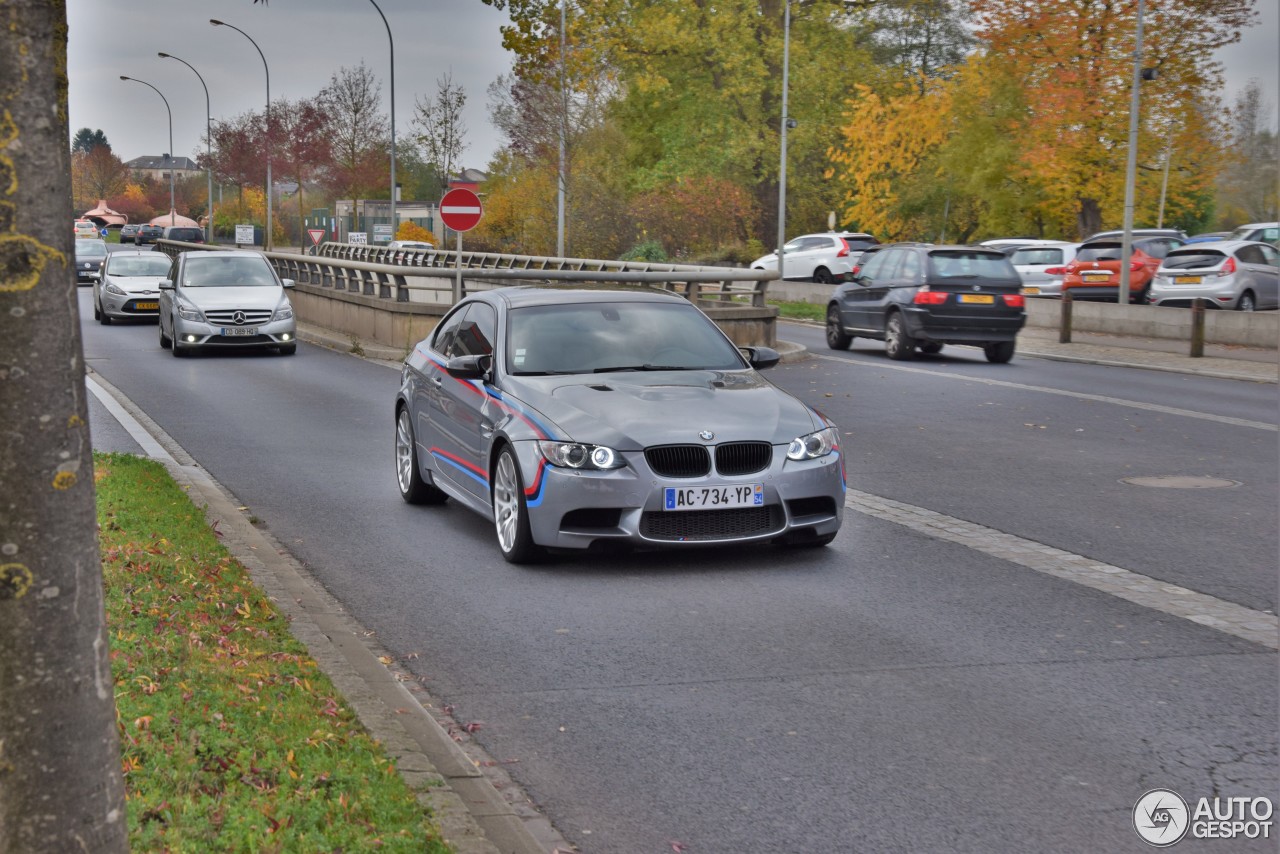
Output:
[
  {"left": 172, "top": 315, "right": 298, "bottom": 348},
  {"left": 102, "top": 291, "right": 162, "bottom": 319},
  {"left": 512, "top": 441, "right": 846, "bottom": 551}
]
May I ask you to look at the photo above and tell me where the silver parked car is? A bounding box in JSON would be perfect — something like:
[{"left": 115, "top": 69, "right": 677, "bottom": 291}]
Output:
[
  {"left": 1148, "top": 241, "right": 1279, "bottom": 311},
  {"left": 157, "top": 251, "right": 298, "bottom": 356},
  {"left": 395, "top": 287, "right": 845, "bottom": 562},
  {"left": 1010, "top": 242, "right": 1080, "bottom": 298},
  {"left": 95, "top": 250, "right": 172, "bottom": 323}
]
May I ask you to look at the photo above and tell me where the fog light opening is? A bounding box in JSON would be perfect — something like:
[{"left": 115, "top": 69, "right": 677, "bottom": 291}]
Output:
[
  {"left": 185, "top": 335, "right": 197, "bottom": 343},
  {"left": 281, "top": 333, "right": 291, "bottom": 341}
]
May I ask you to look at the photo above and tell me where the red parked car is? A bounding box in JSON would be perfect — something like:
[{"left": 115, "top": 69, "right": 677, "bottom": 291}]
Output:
[{"left": 1060, "top": 235, "right": 1184, "bottom": 303}]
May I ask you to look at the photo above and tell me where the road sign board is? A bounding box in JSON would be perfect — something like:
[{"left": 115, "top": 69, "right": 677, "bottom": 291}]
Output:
[
  {"left": 307, "top": 228, "right": 326, "bottom": 246},
  {"left": 235, "top": 224, "right": 256, "bottom": 245},
  {"left": 439, "top": 188, "right": 483, "bottom": 232},
  {"left": 349, "top": 232, "right": 368, "bottom": 245}
]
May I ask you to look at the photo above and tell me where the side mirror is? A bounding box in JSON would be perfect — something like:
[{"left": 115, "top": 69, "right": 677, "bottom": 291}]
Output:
[
  {"left": 281, "top": 278, "right": 295, "bottom": 289},
  {"left": 158, "top": 280, "right": 174, "bottom": 290},
  {"left": 445, "top": 354, "right": 492, "bottom": 380},
  {"left": 742, "top": 346, "right": 780, "bottom": 370}
]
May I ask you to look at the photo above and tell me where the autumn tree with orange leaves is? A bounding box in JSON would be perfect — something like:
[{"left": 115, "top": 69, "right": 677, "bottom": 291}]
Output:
[{"left": 973, "top": 0, "right": 1255, "bottom": 238}]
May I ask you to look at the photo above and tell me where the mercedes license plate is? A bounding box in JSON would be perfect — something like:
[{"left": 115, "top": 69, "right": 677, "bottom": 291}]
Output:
[
  {"left": 664, "top": 483, "right": 763, "bottom": 511},
  {"left": 220, "top": 326, "right": 258, "bottom": 337}
]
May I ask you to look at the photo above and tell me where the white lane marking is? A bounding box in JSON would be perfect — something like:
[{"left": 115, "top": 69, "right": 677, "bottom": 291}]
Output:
[
  {"left": 86, "top": 373, "right": 177, "bottom": 464},
  {"left": 810, "top": 352, "right": 1277, "bottom": 432},
  {"left": 845, "top": 489, "right": 1278, "bottom": 650}
]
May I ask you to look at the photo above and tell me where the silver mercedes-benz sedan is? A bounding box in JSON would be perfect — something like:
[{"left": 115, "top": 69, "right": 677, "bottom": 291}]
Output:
[
  {"left": 394, "top": 287, "right": 845, "bottom": 563},
  {"left": 157, "top": 250, "right": 298, "bottom": 356}
]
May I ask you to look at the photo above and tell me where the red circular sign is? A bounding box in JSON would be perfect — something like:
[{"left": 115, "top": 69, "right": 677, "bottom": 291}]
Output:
[{"left": 439, "top": 187, "right": 483, "bottom": 232}]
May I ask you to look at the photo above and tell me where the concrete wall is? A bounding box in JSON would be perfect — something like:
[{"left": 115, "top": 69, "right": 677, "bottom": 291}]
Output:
[{"left": 767, "top": 281, "right": 1279, "bottom": 349}]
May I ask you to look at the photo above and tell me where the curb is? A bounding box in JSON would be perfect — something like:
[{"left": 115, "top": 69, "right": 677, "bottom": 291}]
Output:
[{"left": 86, "top": 370, "right": 568, "bottom": 854}]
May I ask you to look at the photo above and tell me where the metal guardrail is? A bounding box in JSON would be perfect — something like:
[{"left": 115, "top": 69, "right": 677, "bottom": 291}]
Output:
[{"left": 155, "top": 240, "right": 776, "bottom": 307}]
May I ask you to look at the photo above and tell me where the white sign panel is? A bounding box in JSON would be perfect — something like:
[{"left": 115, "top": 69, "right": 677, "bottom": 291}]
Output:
[
  {"left": 348, "top": 232, "right": 368, "bottom": 245},
  {"left": 235, "top": 224, "right": 255, "bottom": 245},
  {"left": 373, "top": 224, "right": 393, "bottom": 241}
]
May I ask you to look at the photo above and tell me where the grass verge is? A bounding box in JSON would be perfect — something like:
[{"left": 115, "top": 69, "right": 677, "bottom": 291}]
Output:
[
  {"left": 96, "top": 452, "right": 451, "bottom": 853},
  {"left": 768, "top": 299, "right": 826, "bottom": 323}
]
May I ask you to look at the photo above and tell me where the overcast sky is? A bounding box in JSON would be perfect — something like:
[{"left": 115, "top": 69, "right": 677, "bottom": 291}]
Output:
[{"left": 68, "top": 0, "right": 1278, "bottom": 171}]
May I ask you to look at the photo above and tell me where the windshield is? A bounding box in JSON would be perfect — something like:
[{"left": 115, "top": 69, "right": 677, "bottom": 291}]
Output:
[
  {"left": 927, "top": 250, "right": 1018, "bottom": 280},
  {"left": 75, "top": 242, "right": 107, "bottom": 258},
  {"left": 507, "top": 301, "right": 746, "bottom": 376},
  {"left": 105, "top": 254, "right": 172, "bottom": 277},
  {"left": 181, "top": 255, "right": 277, "bottom": 287}
]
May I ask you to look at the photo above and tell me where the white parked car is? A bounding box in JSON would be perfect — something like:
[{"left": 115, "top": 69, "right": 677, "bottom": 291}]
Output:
[
  {"left": 1229, "top": 222, "right": 1279, "bottom": 246},
  {"left": 94, "top": 250, "right": 172, "bottom": 324},
  {"left": 751, "top": 232, "right": 878, "bottom": 284},
  {"left": 1148, "top": 240, "right": 1279, "bottom": 311},
  {"left": 158, "top": 250, "right": 299, "bottom": 356},
  {"left": 1009, "top": 242, "right": 1081, "bottom": 298}
]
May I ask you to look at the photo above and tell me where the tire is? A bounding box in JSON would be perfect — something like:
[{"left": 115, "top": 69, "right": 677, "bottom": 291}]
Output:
[
  {"left": 1133, "top": 286, "right": 1150, "bottom": 305},
  {"left": 395, "top": 407, "right": 447, "bottom": 505},
  {"left": 825, "top": 304, "right": 852, "bottom": 350},
  {"left": 159, "top": 318, "right": 172, "bottom": 349},
  {"left": 919, "top": 342, "right": 943, "bottom": 355},
  {"left": 983, "top": 340, "right": 1016, "bottom": 363},
  {"left": 277, "top": 343, "right": 297, "bottom": 355},
  {"left": 93, "top": 299, "right": 101, "bottom": 320},
  {"left": 884, "top": 312, "right": 916, "bottom": 361},
  {"left": 492, "top": 446, "right": 542, "bottom": 564},
  {"left": 813, "top": 267, "right": 835, "bottom": 285},
  {"left": 1237, "top": 291, "right": 1256, "bottom": 312}
]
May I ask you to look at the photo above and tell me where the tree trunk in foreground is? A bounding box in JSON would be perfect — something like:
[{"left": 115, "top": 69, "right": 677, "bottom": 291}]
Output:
[{"left": 0, "top": 3, "right": 128, "bottom": 851}]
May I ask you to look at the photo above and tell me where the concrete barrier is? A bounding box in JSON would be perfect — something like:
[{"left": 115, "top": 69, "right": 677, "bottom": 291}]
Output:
[{"left": 767, "top": 280, "right": 1279, "bottom": 350}]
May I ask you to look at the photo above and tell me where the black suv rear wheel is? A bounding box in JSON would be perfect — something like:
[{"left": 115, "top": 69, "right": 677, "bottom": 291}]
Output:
[{"left": 885, "top": 313, "right": 916, "bottom": 361}]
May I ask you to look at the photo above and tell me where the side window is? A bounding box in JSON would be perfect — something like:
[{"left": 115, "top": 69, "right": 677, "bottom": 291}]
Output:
[
  {"left": 453, "top": 303, "right": 495, "bottom": 358},
  {"left": 898, "top": 250, "right": 921, "bottom": 283},
  {"left": 862, "top": 249, "right": 897, "bottom": 284},
  {"left": 431, "top": 305, "right": 470, "bottom": 357},
  {"left": 859, "top": 251, "right": 890, "bottom": 281},
  {"left": 1236, "top": 245, "right": 1264, "bottom": 265},
  {"left": 1262, "top": 228, "right": 1279, "bottom": 244},
  {"left": 1258, "top": 245, "right": 1279, "bottom": 267}
]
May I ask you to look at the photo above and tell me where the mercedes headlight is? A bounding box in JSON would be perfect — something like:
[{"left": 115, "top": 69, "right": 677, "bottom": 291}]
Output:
[
  {"left": 787, "top": 427, "right": 839, "bottom": 461},
  {"left": 538, "top": 441, "right": 624, "bottom": 470},
  {"left": 176, "top": 302, "right": 204, "bottom": 322},
  {"left": 273, "top": 303, "right": 295, "bottom": 321}
]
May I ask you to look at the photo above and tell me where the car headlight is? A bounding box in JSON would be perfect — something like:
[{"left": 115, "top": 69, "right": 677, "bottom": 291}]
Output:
[
  {"left": 104, "top": 282, "right": 126, "bottom": 296},
  {"left": 538, "top": 441, "right": 624, "bottom": 470},
  {"left": 273, "top": 303, "right": 294, "bottom": 321},
  {"left": 787, "top": 427, "right": 839, "bottom": 461},
  {"left": 176, "top": 302, "right": 204, "bottom": 322}
]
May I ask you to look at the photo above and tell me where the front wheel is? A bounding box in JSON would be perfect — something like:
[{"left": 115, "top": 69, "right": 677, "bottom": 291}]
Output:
[
  {"left": 884, "top": 313, "right": 916, "bottom": 361},
  {"left": 395, "top": 408, "right": 448, "bottom": 505},
  {"left": 1237, "top": 291, "right": 1256, "bottom": 312},
  {"left": 984, "top": 340, "right": 1016, "bottom": 363},
  {"left": 492, "top": 446, "right": 542, "bottom": 564},
  {"left": 825, "top": 304, "right": 852, "bottom": 350}
]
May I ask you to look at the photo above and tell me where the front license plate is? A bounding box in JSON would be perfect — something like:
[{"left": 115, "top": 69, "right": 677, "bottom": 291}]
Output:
[
  {"left": 664, "top": 483, "right": 763, "bottom": 511},
  {"left": 220, "top": 326, "right": 259, "bottom": 337},
  {"left": 958, "top": 293, "right": 995, "bottom": 304},
  {"left": 1174, "top": 276, "right": 1202, "bottom": 285},
  {"left": 133, "top": 302, "right": 158, "bottom": 310},
  {"left": 1083, "top": 273, "right": 1111, "bottom": 283}
]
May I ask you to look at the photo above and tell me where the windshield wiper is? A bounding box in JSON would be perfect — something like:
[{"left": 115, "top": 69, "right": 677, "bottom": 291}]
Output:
[{"left": 593, "top": 364, "right": 689, "bottom": 373}]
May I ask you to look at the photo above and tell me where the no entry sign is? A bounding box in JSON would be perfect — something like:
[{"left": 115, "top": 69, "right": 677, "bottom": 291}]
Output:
[{"left": 439, "top": 188, "right": 483, "bottom": 232}]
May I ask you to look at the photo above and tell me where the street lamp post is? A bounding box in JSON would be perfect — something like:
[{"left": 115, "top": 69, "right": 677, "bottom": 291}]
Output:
[
  {"left": 120, "top": 76, "right": 175, "bottom": 227},
  {"left": 557, "top": 0, "right": 567, "bottom": 257},
  {"left": 210, "top": 19, "right": 272, "bottom": 250},
  {"left": 368, "top": 0, "right": 397, "bottom": 241},
  {"left": 776, "top": 0, "right": 792, "bottom": 281},
  {"left": 1117, "top": 0, "right": 1146, "bottom": 305},
  {"left": 159, "top": 52, "right": 214, "bottom": 243}
]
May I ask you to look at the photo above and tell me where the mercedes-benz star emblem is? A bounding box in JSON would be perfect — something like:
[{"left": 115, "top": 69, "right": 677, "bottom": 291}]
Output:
[
  {"left": 699, "top": 431, "right": 714, "bottom": 442},
  {"left": 232, "top": 311, "right": 247, "bottom": 325}
]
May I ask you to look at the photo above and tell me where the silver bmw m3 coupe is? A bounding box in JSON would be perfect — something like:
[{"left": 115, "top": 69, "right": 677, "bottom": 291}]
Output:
[{"left": 395, "top": 287, "right": 845, "bottom": 563}]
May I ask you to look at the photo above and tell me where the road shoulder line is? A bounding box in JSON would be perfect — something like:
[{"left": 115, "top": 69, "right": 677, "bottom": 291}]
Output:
[{"left": 845, "top": 489, "right": 1278, "bottom": 650}]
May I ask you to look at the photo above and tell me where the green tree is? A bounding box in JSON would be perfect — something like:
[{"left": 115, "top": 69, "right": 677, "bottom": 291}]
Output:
[
  {"left": 411, "top": 72, "right": 469, "bottom": 198},
  {"left": 71, "top": 127, "right": 110, "bottom": 154}
]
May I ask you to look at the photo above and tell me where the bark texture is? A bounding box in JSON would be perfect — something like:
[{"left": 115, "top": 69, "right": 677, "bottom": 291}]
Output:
[{"left": 0, "top": 3, "right": 128, "bottom": 851}]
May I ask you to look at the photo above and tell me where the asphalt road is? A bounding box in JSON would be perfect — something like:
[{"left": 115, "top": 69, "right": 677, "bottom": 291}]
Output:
[{"left": 81, "top": 292, "right": 1278, "bottom": 854}]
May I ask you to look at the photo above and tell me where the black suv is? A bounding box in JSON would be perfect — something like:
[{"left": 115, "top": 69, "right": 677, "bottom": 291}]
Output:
[
  {"left": 162, "top": 226, "right": 205, "bottom": 244},
  {"left": 136, "top": 224, "right": 164, "bottom": 245},
  {"left": 826, "top": 244, "right": 1027, "bottom": 363}
]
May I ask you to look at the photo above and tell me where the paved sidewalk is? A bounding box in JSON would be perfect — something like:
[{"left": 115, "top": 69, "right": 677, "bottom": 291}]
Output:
[{"left": 1015, "top": 326, "right": 1278, "bottom": 383}]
